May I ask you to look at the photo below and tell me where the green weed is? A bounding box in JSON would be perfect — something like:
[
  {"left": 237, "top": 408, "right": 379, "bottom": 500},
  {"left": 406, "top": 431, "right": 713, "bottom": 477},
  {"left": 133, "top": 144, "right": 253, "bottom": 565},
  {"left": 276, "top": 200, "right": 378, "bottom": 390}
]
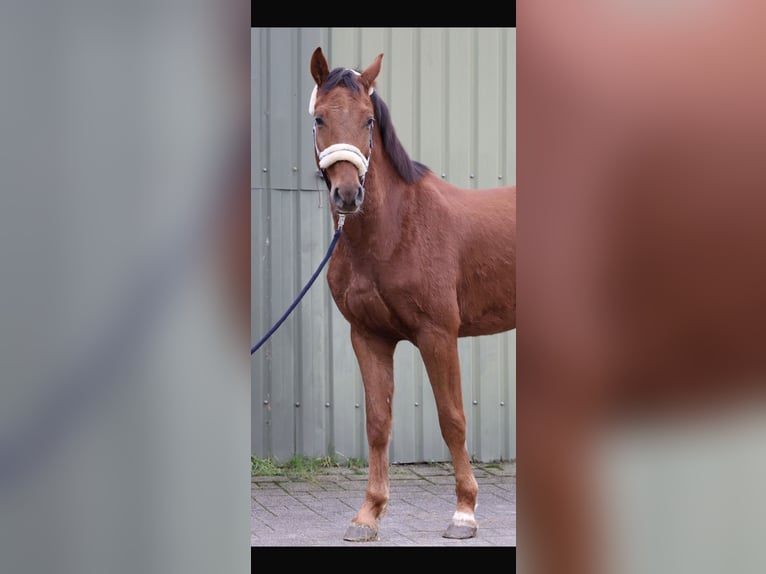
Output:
[{"left": 251, "top": 454, "right": 368, "bottom": 479}]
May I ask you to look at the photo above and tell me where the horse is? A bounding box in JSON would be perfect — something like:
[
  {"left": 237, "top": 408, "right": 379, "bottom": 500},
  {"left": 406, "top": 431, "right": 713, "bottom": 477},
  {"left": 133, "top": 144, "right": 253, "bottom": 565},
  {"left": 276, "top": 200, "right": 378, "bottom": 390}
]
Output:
[{"left": 308, "top": 46, "right": 516, "bottom": 541}]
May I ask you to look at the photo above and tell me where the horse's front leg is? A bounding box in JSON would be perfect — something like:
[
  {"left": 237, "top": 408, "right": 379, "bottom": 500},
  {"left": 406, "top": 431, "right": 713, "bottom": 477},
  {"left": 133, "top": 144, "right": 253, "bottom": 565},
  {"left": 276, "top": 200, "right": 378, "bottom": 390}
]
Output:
[
  {"left": 343, "top": 328, "right": 397, "bottom": 542},
  {"left": 417, "top": 326, "right": 479, "bottom": 539}
]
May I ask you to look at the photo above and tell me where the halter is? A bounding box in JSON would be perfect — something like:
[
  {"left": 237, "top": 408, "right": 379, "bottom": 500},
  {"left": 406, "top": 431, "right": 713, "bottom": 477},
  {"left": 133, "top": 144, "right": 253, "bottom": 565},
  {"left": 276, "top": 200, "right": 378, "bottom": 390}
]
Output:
[
  {"left": 312, "top": 122, "right": 374, "bottom": 189},
  {"left": 309, "top": 69, "right": 375, "bottom": 190}
]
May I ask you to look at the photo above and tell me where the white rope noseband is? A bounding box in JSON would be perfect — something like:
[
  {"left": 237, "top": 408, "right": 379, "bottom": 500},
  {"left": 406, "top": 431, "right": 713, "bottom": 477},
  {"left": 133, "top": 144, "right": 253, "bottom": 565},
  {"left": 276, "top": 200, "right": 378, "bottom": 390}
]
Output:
[
  {"left": 309, "top": 68, "right": 375, "bottom": 185},
  {"left": 317, "top": 143, "right": 368, "bottom": 177}
]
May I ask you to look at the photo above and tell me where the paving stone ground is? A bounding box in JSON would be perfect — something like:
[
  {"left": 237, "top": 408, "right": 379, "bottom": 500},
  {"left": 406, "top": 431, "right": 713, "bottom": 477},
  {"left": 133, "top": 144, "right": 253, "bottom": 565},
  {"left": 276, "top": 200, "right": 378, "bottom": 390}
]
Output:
[{"left": 251, "top": 460, "right": 516, "bottom": 547}]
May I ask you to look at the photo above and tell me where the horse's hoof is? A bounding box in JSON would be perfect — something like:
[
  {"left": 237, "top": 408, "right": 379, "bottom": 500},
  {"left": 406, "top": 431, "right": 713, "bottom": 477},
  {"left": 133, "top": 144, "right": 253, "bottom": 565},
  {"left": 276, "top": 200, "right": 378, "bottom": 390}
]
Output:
[
  {"left": 343, "top": 522, "right": 379, "bottom": 542},
  {"left": 442, "top": 521, "right": 478, "bottom": 539}
]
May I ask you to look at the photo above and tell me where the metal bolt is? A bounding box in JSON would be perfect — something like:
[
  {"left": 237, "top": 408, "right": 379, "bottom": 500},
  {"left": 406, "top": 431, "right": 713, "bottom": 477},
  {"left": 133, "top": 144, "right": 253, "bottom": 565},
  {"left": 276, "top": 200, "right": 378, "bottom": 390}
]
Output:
[
  {"left": 263, "top": 400, "right": 269, "bottom": 405},
  {"left": 498, "top": 175, "right": 503, "bottom": 180},
  {"left": 441, "top": 173, "right": 446, "bottom": 178},
  {"left": 414, "top": 402, "right": 419, "bottom": 407},
  {"left": 294, "top": 402, "right": 300, "bottom": 408},
  {"left": 325, "top": 402, "right": 331, "bottom": 408},
  {"left": 472, "top": 400, "right": 478, "bottom": 405},
  {"left": 500, "top": 401, "right": 505, "bottom": 406},
  {"left": 355, "top": 403, "right": 360, "bottom": 409},
  {"left": 262, "top": 168, "right": 267, "bottom": 172},
  {"left": 292, "top": 166, "right": 298, "bottom": 172},
  {"left": 469, "top": 174, "right": 475, "bottom": 179}
]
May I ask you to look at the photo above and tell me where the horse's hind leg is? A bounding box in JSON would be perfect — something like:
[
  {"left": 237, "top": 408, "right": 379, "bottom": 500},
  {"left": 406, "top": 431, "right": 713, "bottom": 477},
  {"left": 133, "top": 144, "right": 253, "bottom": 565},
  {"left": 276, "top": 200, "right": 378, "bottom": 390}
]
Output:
[
  {"left": 343, "top": 328, "right": 396, "bottom": 542},
  {"left": 417, "top": 328, "right": 479, "bottom": 539}
]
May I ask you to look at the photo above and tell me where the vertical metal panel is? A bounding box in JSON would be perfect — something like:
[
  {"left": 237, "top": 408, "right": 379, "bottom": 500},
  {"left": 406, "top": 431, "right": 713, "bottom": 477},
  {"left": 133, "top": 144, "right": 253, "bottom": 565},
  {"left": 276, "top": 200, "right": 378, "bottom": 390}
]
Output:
[
  {"left": 266, "top": 189, "right": 298, "bottom": 461},
  {"left": 252, "top": 27, "right": 516, "bottom": 463},
  {"left": 418, "top": 28, "right": 446, "bottom": 174},
  {"left": 251, "top": 28, "right": 267, "bottom": 189},
  {"left": 267, "top": 29, "right": 298, "bottom": 191},
  {"left": 390, "top": 342, "right": 421, "bottom": 464},
  {"left": 294, "top": 192, "right": 328, "bottom": 456},
  {"left": 252, "top": 27, "right": 328, "bottom": 460},
  {"left": 251, "top": 170, "right": 269, "bottom": 456},
  {"left": 328, "top": 28, "right": 359, "bottom": 69},
  {"left": 251, "top": 27, "right": 269, "bottom": 457},
  {"left": 360, "top": 28, "right": 388, "bottom": 73},
  {"left": 446, "top": 28, "right": 475, "bottom": 189},
  {"left": 330, "top": 306, "right": 365, "bottom": 461},
  {"left": 476, "top": 28, "right": 503, "bottom": 190},
  {"left": 504, "top": 27, "right": 516, "bottom": 185},
  {"left": 387, "top": 29, "right": 416, "bottom": 161},
  {"left": 505, "top": 330, "right": 517, "bottom": 458}
]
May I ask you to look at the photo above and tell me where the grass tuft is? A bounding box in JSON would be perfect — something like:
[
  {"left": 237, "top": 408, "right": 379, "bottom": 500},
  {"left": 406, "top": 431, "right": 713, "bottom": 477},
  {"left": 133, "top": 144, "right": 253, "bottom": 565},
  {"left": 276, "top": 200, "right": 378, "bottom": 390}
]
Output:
[{"left": 251, "top": 454, "right": 368, "bottom": 479}]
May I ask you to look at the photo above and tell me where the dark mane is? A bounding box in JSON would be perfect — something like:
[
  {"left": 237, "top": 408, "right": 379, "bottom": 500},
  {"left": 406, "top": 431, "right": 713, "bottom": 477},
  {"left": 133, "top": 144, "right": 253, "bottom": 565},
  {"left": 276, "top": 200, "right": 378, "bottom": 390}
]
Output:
[
  {"left": 321, "top": 67, "right": 430, "bottom": 184},
  {"left": 371, "top": 92, "right": 430, "bottom": 183}
]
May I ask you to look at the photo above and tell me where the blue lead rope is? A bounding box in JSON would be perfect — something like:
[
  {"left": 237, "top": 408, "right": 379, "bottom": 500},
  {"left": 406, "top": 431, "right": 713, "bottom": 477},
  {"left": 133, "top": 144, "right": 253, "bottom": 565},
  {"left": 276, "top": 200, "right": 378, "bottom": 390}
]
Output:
[{"left": 251, "top": 215, "right": 345, "bottom": 355}]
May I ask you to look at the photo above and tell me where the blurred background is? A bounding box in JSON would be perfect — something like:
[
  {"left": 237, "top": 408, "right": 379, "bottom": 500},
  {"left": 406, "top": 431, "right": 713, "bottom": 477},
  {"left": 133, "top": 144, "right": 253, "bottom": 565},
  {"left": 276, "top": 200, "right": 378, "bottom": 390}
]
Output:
[
  {"left": 519, "top": 2, "right": 766, "bottom": 573},
  {"left": 0, "top": 2, "right": 250, "bottom": 573}
]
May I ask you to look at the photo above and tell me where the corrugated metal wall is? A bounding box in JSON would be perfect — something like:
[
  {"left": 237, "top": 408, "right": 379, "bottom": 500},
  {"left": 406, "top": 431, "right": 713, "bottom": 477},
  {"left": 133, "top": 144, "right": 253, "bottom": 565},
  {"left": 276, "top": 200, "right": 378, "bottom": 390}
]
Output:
[{"left": 252, "top": 27, "right": 516, "bottom": 464}]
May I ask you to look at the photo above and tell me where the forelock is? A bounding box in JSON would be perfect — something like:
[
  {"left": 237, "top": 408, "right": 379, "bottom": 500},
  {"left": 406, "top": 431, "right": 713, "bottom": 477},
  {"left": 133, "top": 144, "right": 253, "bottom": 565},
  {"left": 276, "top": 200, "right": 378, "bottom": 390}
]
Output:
[{"left": 320, "top": 68, "right": 364, "bottom": 94}]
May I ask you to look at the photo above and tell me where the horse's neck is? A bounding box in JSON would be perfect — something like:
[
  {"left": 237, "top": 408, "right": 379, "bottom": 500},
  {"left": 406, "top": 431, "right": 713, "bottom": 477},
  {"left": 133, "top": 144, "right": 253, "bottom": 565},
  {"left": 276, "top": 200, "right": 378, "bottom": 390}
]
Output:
[{"left": 338, "top": 159, "right": 410, "bottom": 258}]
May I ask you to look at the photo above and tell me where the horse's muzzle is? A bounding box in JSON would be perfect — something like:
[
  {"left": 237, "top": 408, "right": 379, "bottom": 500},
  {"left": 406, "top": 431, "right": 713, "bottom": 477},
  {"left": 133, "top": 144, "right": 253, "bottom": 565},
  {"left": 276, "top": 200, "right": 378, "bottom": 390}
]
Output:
[{"left": 332, "top": 184, "right": 364, "bottom": 214}]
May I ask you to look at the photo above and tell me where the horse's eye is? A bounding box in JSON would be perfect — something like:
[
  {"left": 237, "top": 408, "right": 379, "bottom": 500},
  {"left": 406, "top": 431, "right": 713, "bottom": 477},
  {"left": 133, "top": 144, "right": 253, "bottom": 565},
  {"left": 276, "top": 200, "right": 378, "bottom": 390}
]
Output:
[
  {"left": 365, "top": 118, "right": 374, "bottom": 128},
  {"left": 314, "top": 117, "right": 324, "bottom": 127}
]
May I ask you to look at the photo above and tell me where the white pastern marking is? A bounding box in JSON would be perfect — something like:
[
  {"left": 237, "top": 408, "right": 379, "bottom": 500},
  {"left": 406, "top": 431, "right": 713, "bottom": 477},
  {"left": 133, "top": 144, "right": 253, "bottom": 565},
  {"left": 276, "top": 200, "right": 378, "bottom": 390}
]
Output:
[{"left": 451, "top": 510, "right": 477, "bottom": 525}]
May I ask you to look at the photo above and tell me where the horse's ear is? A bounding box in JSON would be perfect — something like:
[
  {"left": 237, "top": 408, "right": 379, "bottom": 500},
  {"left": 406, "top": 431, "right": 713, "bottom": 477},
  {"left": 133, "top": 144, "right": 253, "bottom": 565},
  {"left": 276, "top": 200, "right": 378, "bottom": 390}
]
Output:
[
  {"left": 310, "top": 47, "right": 329, "bottom": 87},
  {"left": 360, "top": 53, "right": 383, "bottom": 92}
]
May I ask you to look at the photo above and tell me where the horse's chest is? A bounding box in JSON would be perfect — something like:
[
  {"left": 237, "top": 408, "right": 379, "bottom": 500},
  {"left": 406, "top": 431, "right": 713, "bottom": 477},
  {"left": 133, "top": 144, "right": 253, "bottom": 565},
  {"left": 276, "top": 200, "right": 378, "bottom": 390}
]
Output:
[{"left": 332, "top": 272, "right": 404, "bottom": 335}]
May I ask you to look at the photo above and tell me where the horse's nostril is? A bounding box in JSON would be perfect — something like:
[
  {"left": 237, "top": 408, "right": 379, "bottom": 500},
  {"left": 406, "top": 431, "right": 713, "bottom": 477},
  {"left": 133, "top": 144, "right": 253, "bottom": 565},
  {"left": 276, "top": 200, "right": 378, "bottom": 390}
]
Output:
[{"left": 331, "top": 186, "right": 363, "bottom": 209}]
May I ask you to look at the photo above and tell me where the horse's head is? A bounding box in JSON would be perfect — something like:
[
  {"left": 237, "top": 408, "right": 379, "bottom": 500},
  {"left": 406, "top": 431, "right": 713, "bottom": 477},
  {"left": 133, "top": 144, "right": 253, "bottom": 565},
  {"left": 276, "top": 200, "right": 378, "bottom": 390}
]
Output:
[{"left": 309, "top": 47, "right": 382, "bottom": 215}]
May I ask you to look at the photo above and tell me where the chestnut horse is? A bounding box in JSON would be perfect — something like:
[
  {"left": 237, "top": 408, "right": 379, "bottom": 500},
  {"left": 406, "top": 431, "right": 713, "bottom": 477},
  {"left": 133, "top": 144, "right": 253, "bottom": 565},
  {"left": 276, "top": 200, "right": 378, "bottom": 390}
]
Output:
[{"left": 309, "top": 47, "right": 515, "bottom": 541}]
